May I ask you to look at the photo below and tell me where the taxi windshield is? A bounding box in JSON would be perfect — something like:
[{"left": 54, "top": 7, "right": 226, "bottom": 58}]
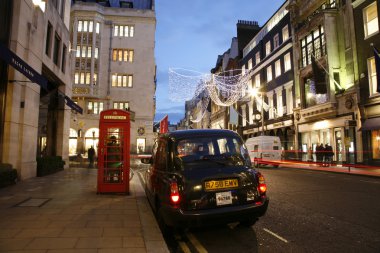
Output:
[{"left": 175, "top": 136, "right": 251, "bottom": 166}]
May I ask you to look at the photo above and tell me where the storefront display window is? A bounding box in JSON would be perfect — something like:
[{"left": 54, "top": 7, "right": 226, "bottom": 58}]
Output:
[{"left": 372, "top": 130, "right": 380, "bottom": 159}]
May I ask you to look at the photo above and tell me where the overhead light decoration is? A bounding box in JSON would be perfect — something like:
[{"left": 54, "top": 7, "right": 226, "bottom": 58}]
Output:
[{"left": 169, "top": 68, "right": 271, "bottom": 122}]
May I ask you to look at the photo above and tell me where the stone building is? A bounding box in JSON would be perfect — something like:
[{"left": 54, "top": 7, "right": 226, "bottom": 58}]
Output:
[
  {"left": 0, "top": 0, "right": 75, "bottom": 179},
  {"left": 239, "top": 1, "right": 296, "bottom": 157},
  {"left": 288, "top": 0, "right": 360, "bottom": 163},
  {"left": 69, "top": 0, "right": 156, "bottom": 156},
  {"left": 352, "top": 0, "right": 380, "bottom": 166}
]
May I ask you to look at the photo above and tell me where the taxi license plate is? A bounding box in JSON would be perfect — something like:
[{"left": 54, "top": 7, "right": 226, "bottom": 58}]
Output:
[
  {"left": 205, "top": 179, "right": 238, "bottom": 191},
  {"left": 216, "top": 191, "right": 232, "bottom": 206}
]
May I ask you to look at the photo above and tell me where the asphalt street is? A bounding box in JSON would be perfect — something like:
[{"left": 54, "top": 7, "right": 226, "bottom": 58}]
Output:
[{"left": 137, "top": 165, "right": 380, "bottom": 253}]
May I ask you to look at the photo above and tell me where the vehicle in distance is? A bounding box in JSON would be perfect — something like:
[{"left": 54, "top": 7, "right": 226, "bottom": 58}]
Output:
[
  {"left": 245, "top": 136, "right": 282, "bottom": 168},
  {"left": 141, "top": 129, "right": 269, "bottom": 232}
]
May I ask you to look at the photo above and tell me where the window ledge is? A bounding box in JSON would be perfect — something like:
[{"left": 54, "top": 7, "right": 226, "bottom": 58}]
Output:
[{"left": 364, "top": 31, "right": 380, "bottom": 40}]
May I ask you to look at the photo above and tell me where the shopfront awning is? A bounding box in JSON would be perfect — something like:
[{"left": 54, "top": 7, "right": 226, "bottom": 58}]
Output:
[
  {"left": 64, "top": 95, "right": 83, "bottom": 114},
  {"left": 0, "top": 43, "right": 47, "bottom": 90},
  {"left": 360, "top": 117, "right": 380, "bottom": 131}
]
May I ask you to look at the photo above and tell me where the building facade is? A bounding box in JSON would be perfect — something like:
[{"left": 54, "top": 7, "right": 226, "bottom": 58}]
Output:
[
  {"left": 0, "top": 0, "right": 74, "bottom": 179},
  {"left": 352, "top": 0, "right": 380, "bottom": 166},
  {"left": 239, "top": 1, "right": 296, "bottom": 157},
  {"left": 288, "top": 0, "right": 360, "bottom": 163},
  {"left": 70, "top": 0, "right": 156, "bottom": 156}
]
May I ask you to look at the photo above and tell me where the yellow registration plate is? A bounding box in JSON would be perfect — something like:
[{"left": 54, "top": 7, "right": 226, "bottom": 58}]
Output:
[{"left": 205, "top": 179, "right": 238, "bottom": 191}]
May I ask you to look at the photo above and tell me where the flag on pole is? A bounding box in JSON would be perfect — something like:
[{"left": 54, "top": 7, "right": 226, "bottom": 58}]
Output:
[
  {"left": 159, "top": 115, "right": 169, "bottom": 134},
  {"left": 311, "top": 55, "right": 327, "bottom": 94},
  {"left": 373, "top": 46, "right": 380, "bottom": 93}
]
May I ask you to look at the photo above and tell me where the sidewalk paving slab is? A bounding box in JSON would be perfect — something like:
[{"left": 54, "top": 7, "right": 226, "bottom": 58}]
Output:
[{"left": 0, "top": 167, "right": 169, "bottom": 253}]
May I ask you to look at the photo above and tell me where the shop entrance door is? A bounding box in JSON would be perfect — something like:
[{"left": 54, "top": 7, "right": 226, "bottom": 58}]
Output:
[
  {"left": 97, "top": 110, "right": 130, "bottom": 194},
  {"left": 335, "top": 129, "right": 343, "bottom": 163}
]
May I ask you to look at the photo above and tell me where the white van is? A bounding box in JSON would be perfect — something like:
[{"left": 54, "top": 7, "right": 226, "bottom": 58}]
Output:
[{"left": 245, "top": 136, "right": 282, "bottom": 167}]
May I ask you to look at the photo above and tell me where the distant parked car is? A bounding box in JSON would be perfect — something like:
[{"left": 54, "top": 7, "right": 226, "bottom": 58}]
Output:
[{"left": 141, "top": 129, "right": 269, "bottom": 232}]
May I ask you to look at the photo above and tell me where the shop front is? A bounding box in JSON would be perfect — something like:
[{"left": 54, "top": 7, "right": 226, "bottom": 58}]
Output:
[
  {"left": 298, "top": 115, "right": 356, "bottom": 164},
  {"left": 361, "top": 117, "right": 380, "bottom": 166}
]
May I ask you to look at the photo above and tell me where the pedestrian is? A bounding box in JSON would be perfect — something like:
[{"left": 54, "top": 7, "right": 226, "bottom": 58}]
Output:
[
  {"left": 325, "top": 144, "right": 334, "bottom": 167},
  {"left": 88, "top": 145, "right": 95, "bottom": 168},
  {"left": 316, "top": 143, "right": 324, "bottom": 165}
]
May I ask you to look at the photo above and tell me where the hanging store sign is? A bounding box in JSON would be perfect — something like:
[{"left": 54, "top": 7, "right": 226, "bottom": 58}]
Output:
[{"left": 0, "top": 43, "right": 47, "bottom": 90}]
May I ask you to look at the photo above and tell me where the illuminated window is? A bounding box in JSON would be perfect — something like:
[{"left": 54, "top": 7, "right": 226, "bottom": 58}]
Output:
[
  {"left": 248, "top": 59, "right": 253, "bottom": 70},
  {"left": 81, "top": 46, "right": 86, "bottom": 57},
  {"left": 275, "top": 60, "right": 281, "bottom": 77},
  {"left": 74, "top": 73, "right": 79, "bottom": 84},
  {"left": 87, "top": 101, "right": 104, "bottom": 115},
  {"left": 277, "top": 91, "right": 283, "bottom": 117},
  {"left": 112, "top": 49, "right": 134, "bottom": 62},
  {"left": 274, "top": 34, "right": 280, "bottom": 49},
  {"left": 114, "top": 25, "right": 134, "bottom": 37},
  {"left": 300, "top": 26, "right": 326, "bottom": 67},
  {"left": 111, "top": 74, "right": 133, "bottom": 87},
  {"left": 113, "top": 102, "right": 129, "bottom": 110},
  {"left": 76, "top": 46, "right": 80, "bottom": 57},
  {"left": 255, "top": 74, "right": 260, "bottom": 88},
  {"left": 86, "top": 73, "right": 91, "bottom": 84},
  {"left": 96, "top": 22, "right": 100, "bottom": 34},
  {"left": 267, "top": 65, "right": 272, "bottom": 82},
  {"left": 78, "top": 21, "right": 83, "bottom": 32},
  {"left": 89, "top": 21, "right": 93, "bottom": 32},
  {"left": 364, "top": 2, "right": 379, "bottom": 38},
  {"left": 83, "top": 21, "right": 88, "bottom": 32},
  {"left": 265, "top": 41, "right": 271, "bottom": 56},
  {"left": 87, "top": 46, "right": 92, "bottom": 58},
  {"left": 284, "top": 53, "right": 291, "bottom": 72},
  {"left": 255, "top": 52, "right": 260, "bottom": 64},
  {"left": 94, "top": 48, "right": 98, "bottom": 59},
  {"left": 282, "top": 25, "right": 289, "bottom": 42},
  {"left": 368, "top": 57, "right": 378, "bottom": 95},
  {"left": 80, "top": 73, "right": 85, "bottom": 84}
]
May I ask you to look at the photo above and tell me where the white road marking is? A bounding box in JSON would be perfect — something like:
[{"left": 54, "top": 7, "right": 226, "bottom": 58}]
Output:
[
  {"left": 263, "top": 228, "right": 288, "bottom": 243},
  {"left": 186, "top": 232, "right": 208, "bottom": 253}
]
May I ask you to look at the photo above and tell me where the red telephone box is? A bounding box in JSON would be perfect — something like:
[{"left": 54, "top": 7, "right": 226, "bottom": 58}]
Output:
[{"left": 97, "top": 109, "right": 130, "bottom": 194}]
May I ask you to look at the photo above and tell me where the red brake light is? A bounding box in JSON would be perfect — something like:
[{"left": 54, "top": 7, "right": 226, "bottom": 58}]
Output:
[
  {"left": 257, "top": 172, "right": 267, "bottom": 194},
  {"left": 170, "top": 182, "right": 180, "bottom": 204}
]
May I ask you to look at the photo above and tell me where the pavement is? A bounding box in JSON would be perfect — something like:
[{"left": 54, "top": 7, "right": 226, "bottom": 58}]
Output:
[
  {"left": 278, "top": 160, "right": 380, "bottom": 178},
  {"left": 0, "top": 162, "right": 169, "bottom": 253},
  {"left": 0, "top": 159, "right": 379, "bottom": 253}
]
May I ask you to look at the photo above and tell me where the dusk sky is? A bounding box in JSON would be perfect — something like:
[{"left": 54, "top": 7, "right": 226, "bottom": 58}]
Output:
[{"left": 154, "top": 0, "right": 285, "bottom": 124}]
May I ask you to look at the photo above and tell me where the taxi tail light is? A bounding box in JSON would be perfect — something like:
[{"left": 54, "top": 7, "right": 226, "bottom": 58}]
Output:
[
  {"left": 170, "top": 182, "right": 180, "bottom": 204},
  {"left": 257, "top": 172, "right": 267, "bottom": 195}
]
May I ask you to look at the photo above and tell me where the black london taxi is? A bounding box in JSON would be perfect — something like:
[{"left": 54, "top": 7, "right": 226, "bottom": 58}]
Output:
[{"left": 141, "top": 129, "right": 268, "bottom": 232}]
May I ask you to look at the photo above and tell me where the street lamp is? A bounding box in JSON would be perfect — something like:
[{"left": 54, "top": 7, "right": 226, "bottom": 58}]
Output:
[{"left": 249, "top": 88, "right": 265, "bottom": 136}]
